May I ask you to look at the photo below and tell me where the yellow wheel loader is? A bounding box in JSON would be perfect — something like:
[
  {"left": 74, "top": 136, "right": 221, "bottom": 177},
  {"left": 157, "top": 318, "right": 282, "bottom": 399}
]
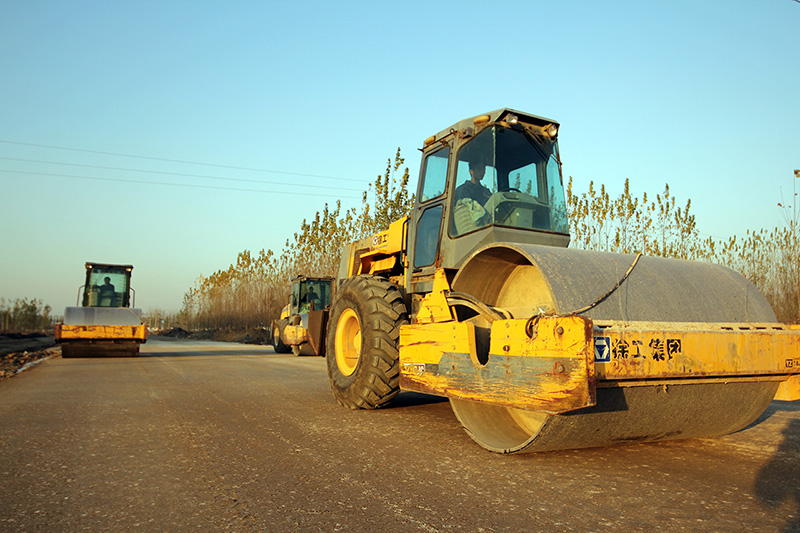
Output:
[
  {"left": 325, "top": 108, "right": 800, "bottom": 453},
  {"left": 55, "top": 263, "right": 147, "bottom": 358},
  {"left": 272, "top": 276, "right": 334, "bottom": 356}
]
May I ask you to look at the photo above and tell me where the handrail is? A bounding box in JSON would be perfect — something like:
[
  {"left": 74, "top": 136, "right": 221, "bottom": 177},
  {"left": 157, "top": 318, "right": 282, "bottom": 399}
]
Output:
[{"left": 75, "top": 285, "right": 85, "bottom": 306}]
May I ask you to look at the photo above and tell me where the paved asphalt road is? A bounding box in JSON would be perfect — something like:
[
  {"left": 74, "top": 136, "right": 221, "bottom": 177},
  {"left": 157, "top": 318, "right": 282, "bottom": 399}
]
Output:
[{"left": 1, "top": 337, "right": 798, "bottom": 532}]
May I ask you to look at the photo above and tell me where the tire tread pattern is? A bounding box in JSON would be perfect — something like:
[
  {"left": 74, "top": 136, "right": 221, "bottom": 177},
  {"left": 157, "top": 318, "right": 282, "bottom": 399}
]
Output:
[
  {"left": 326, "top": 275, "right": 408, "bottom": 410},
  {"left": 273, "top": 318, "right": 292, "bottom": 354}
]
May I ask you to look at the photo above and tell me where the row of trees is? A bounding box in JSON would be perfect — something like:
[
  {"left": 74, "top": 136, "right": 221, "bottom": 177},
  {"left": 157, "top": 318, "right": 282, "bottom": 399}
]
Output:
[
  {"left": 0, "top": 298, "right": 56, "bottom": 333},
  {"left": 567, "top": 178, "right": 708, "bottom": 260},
  {"left": 7, "top": 164, "right": 786, "bottom": 333},
  {"left": 176, "top": 158, "right": 800, "bottom": 329},
  {"left": 177, "top": 149, "right": 414, "bottom": 330},
  {"left": 567, "top": 170, "right": 800, "bottom": 322},
  {"left": 712, "top": 170, "right": 799, "bottom": 322}
]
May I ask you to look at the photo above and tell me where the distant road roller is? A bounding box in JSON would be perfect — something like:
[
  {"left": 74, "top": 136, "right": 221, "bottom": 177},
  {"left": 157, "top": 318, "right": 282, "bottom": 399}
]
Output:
[
  {"left": 55, "top": 262, "right": 147, "bottom": 358},
  {"left": 325, "top": 108, "right": 800, "bottom": 453}
]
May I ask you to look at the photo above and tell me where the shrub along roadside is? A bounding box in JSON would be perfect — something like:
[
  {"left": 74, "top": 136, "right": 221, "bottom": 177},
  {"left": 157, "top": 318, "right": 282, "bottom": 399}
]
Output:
[{"left": 0, "top": 298, "right": 55, "bottom": 334}]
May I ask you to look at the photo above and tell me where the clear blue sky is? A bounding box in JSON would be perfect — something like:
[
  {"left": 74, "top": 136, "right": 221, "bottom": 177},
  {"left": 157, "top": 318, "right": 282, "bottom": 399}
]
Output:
[{"left": 1, "top": 1, "right": 798, "bottom": 314}]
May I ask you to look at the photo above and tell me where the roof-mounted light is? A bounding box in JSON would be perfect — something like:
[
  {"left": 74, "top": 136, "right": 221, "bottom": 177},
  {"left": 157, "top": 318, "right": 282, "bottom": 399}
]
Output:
[
  {"left": 506, "top": 114, "right": 519, "bottom": 125},
  {"left": 474, "top": 115, "right": 490, "bottom": 126},
  {"left": 546, "top": 124, "right": 559, "bottom": 139}
]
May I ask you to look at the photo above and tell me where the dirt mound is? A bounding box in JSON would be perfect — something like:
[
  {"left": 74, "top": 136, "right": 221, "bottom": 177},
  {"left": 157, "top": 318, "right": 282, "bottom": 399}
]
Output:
[
  {"left": 0, "top": 334, "right": 58, "bottom": 380},
  {"left": 1, "top": 349, "right": 57, "bottom": 379},
  {"left": 0, "top": 333, "right": 56, "bottom": 357},
  {"left": 194, "top": 328, "right": 272, "bottom": 345},
  {"left": 1, "top": 332, "right": 48, "bottom": 341},
  {"left": 189, "top": 329, "right": 217, "bottom": 340},
  {"left": 159, "top": 327, "right": 192, "bottom": 338},
  {"left": 155, "top": 328, "right": 272, "bottom": 345},
  {"left": 237, "top": 328, "right": 272, "bottom": 345}
]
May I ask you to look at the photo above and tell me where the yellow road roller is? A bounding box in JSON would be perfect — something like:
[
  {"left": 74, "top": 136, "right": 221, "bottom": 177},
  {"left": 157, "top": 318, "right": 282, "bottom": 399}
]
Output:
[
  {"left": 55, "top": 262, "right": 147, "bottom": 358},
  {"left": 272, "top": 275, "right": 334, "bottom": 356},
  {"left": 325, "top": 108, "right": 800, "bottom": 453}
]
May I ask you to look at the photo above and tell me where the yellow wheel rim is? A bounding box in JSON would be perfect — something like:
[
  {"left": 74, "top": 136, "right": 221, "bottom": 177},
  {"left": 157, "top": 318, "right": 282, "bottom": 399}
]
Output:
[{"left": 335, "top": 308, "right": 361, "bottom": 376}]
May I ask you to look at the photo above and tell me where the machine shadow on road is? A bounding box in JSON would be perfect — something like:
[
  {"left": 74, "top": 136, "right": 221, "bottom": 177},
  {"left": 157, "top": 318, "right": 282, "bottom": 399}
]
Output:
[
  {"left": 139, "top": 349, "right": 275, "bottom": 358},
  {"left": 387, "top": 391, "right": 449, "bottom": 408},
  {"left": 755, "top": 418, "right": 800, "bottom": 532},
  {"left": 745, "top": 400, "right": 800, "bottom": 428}
]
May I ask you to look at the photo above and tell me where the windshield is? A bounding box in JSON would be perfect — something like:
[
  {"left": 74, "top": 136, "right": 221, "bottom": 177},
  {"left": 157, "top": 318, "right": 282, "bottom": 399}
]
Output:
[
  {"left": 83, "top": 266, "right": 131, "bottom": 307},
  {"left": 297, "top": 279, "right": 332, "bottom": 314},
  {"left": 450, "top": 126, "right": 568, "bottom": 237}
]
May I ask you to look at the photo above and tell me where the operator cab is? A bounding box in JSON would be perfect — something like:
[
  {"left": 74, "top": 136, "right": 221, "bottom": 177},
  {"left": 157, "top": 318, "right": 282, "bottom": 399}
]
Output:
[
  {"left": 81, "top": 263, "right": 134, "bottom": 308},
  {"left": 290, "top": 276, "right": 334, "bottom": 315},
  {"left": 449, "top": 122, "right": 567, "bottom": 237},
  {"left": 409, "top": 109, "right": 570, "bottom": 292}
]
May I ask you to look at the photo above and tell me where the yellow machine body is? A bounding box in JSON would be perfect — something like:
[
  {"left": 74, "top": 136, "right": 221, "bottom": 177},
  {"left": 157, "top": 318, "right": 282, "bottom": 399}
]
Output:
[
  {"left": 400, "top": 273, "right": 800, "bottom": 410},
  {"left": 775, "top": 372, "right": 800, "bottom": 401},
  {"left": 55, "top": 324, "right": 147, "bottom": 342},
  {"left": 338, "top": 215, "right": 408, "bottom": 282}
]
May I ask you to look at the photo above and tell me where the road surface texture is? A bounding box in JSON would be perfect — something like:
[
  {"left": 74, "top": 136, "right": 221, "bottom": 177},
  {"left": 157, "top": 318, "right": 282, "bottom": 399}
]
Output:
[{"left": 1, "top": 337, "right": 798, "bottom": 532}]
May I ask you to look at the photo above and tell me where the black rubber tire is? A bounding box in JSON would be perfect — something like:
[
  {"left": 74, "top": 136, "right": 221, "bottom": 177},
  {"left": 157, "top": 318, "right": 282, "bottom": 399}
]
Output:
[
  {"left": 60, "top": 342, "right": 140, "bottom": 358},
  {"left": 60, "top": 344, "right": 78, "bottom": 359},
  {"left": 272, "top": 319, "right": 292, "bottom": 354},
  {"left": 326, "top": 275, "right": 407, "bottom": 409}
]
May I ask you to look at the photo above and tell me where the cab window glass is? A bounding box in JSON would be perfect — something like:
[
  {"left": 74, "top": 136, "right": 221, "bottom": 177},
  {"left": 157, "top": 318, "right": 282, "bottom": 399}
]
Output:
[
  {"left": 450, "top": 125, "right": 568, "bottom": 237},
  {"left": 451, "top": 128, "right": 497, "bottom": 236},
  {"left": 419, "top": 147, "right": 449, "bottom": 203},
  {"left": 413, "top": 205, "right": 443, "bottom": 268},
  {"left": 292, "top": 282, "right": 301, "bottom": 313},
  {"left": 299, "top": 280, "right": 331, "bottom": 313},
  {"left": 84, "top": 267, "right": 130, "bottom": 307},
  {"left": 314, "top": 281, "right": 332, "bottom": 308}
]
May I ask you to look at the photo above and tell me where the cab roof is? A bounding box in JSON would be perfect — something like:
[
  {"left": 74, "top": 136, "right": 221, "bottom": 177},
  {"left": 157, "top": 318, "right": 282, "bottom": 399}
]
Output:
[
  {"left": 291, "top": 275, "right": 334, "bottom": 283},
  {"left": 423, "top": 108, "right": 559, "bottom": 148},
  {"left": 85, "top": 262, "right": 134, "bottom": 271}
]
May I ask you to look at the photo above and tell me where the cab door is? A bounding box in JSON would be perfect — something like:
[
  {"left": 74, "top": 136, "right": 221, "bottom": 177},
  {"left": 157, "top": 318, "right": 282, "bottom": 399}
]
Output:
[
  {"left": 407, "top": 145, "right": 450, "bottom": 293},
  {"left": 290, "top": 280, "right": 301, "bottom": 315}
]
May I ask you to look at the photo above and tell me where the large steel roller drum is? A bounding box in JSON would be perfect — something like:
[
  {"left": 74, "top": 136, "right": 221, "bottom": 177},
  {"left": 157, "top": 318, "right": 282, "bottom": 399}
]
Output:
[{"left": 449, "top": 243, "right": 779, "bottom": 453}]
